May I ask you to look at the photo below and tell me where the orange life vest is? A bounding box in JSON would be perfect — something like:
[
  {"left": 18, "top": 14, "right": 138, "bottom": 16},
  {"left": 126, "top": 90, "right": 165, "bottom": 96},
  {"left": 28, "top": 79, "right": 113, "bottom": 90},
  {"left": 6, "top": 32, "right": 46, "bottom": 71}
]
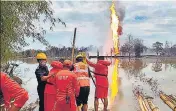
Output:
[{"left": 74, "top": 62, "right": 90, "bottom": 87}]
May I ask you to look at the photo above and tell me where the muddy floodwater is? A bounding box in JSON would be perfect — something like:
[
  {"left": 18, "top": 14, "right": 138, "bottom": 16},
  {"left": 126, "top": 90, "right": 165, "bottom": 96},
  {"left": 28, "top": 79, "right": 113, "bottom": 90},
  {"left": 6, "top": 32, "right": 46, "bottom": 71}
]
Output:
[{"left": 13, "top": 58, "right": 176, "bottom": 111}]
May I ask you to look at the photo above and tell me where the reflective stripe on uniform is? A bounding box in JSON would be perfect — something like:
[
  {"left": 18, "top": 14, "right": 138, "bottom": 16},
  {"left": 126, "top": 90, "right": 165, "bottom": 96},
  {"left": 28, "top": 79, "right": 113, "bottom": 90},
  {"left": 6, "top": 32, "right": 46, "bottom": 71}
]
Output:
[
  {"left": 77, "top": 77, "right": 89, "bottom": 80},
  {"left": 74, "top": 69, "right": 88, "bottom": 73}
]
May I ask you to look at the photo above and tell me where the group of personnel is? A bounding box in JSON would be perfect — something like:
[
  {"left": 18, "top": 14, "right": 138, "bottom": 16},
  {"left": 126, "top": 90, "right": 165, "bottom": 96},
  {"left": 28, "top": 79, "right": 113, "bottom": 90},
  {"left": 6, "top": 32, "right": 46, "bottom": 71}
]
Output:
[{"left": 0, "top": 52, "right": 111, "bottom": 111}]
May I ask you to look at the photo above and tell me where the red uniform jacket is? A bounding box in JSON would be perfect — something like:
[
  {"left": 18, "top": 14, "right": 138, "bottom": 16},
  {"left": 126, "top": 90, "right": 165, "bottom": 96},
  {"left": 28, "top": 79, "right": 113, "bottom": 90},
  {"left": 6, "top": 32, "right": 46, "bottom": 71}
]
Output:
[
  {"left": 45, "top": 61, "right": 63, "bottom": 94},
  {"left": 53, "top": 70, "right": 80, "bottom": 104},
  {"left": 0, "top": 72, "right": 28, "bottom": 109},
  {"left": 86, "top": 59, "right": 111, "bottom": 87}
]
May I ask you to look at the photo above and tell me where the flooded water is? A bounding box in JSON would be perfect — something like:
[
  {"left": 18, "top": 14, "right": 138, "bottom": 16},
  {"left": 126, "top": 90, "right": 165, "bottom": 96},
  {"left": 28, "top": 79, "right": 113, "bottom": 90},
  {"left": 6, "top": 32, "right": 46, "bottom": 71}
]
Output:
[{"left": 13, "top": 58, "right": 176, "bottom": 111}]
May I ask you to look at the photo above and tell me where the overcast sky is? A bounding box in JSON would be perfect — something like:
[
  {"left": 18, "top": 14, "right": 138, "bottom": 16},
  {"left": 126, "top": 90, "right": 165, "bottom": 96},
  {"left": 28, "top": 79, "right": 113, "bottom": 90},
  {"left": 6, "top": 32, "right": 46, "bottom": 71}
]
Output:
[{"left": 24, "top": 0, "right": 176, "bottom": 50}]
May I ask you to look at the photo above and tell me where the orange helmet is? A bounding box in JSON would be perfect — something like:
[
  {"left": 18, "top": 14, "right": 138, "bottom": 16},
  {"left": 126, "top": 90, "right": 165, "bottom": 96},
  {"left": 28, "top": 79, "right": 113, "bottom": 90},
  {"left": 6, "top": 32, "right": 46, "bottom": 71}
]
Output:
[
  {"left": 63, "top": 60, "right": 72, "bottom": 67},
  {"left": 51, "top": 61, "right": 63, "bottom": 69}
]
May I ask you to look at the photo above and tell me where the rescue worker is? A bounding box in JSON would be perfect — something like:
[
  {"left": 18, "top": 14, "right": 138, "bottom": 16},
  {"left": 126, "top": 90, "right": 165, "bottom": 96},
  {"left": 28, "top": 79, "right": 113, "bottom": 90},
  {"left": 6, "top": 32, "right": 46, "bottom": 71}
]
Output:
[
  {"left": 74, "top": 55, "right": 90, "bottom": 111},
  {"left": 52, "top": 60, "right": 80, "bottom": 111},
  {"left": 35, "top": 52, "right": 54, "bottom": 111},
  {"left": 86, "top": 56, "right": 111, "bottom": 111},
  {"left": 44, "top": 61, "right": 63, "bottom": 111},
  {"left": 0, "top": 72, "right": 29, "bottom": 111}
]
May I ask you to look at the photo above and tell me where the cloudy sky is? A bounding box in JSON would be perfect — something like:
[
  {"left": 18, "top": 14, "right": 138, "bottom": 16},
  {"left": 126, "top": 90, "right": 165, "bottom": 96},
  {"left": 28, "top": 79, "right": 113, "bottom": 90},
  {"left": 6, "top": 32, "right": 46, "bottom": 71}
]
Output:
[{"left": 24, "top": 0, "right": 176, "bottom": 50}]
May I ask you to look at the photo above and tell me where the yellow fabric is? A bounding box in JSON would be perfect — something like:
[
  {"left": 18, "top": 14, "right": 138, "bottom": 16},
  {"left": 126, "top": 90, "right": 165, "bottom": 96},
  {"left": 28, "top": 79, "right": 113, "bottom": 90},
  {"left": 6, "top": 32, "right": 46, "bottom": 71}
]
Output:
[
  {"left": 36, "top": 53, "right": 47, "bottom": 59},
  {"left": 78, "top": 52, "right": 87, "bottom": 64},
  {"left": 76, "top": 54, "right": 83, "bottom": 59}
]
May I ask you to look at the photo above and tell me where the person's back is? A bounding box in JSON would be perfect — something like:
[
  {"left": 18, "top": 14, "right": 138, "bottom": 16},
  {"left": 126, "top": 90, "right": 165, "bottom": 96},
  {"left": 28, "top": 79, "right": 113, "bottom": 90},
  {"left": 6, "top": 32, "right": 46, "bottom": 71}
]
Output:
[
  {"left": 86, "top": 57, "right": 111, "bottom": 111},
  {"left": 52, "top": 60, "right": 79, "bottom": 111},
  {"left": 55, "top": 70, "right": 77, "bottom": 102},
  {"left": 94, "top": 60, "right": 110, "bottom": 88},
  {"left": 0, "top": 72, "right": 29, "bottom": 111},
  {"left": 74, "top": 61, "right": 90, "bottom": 111}
]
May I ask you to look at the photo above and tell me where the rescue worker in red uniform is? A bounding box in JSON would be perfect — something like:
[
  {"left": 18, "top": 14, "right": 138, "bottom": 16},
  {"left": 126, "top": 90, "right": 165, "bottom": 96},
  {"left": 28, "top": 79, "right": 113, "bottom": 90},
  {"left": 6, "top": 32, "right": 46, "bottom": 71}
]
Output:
[
  {"left": 52, "top": 60, "right": 80, "bottom": 111},
  {"left": 44, "top": 61, "right": 63, "bottom": 111},
  {"left": 74, "top": 55, "right": 90, "bottom": 111},
  {"left": 35, "top": 53, "right": 54, "bottom": 111},
  {"left": 0, "top": 72, "right": 29, "bottom": 111},
  {"left": 86, "top": 56, "right": 111, "bottom": 111}
]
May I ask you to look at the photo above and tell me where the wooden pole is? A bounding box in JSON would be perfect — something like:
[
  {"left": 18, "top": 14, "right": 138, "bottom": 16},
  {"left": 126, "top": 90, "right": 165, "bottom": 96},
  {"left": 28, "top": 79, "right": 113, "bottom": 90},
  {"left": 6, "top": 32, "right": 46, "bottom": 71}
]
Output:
[
  {"left": 72, "top": 28, "right": 77, "bottom": 63},
  {"left": 137, "top": 94, "right": 149, "bottom": 111},
  {"left": 160, "top": 93, "right": 176, "bottom": 111},
  {"left": 167, "top": 95, "right": 176, "bottom": 105},
  {"left": 169, "top": 95, "right": 176, "bottom": 104},
  {"left": 146, "top": 98, "right": 159, "bottom": 111}
]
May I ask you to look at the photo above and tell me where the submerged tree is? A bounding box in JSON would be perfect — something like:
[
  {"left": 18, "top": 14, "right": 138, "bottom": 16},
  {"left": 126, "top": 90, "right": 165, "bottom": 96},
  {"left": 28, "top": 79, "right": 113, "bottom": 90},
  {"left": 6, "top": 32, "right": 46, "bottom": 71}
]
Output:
[{"left": 1, "top": 1, "right": 66, "bottom": 63}]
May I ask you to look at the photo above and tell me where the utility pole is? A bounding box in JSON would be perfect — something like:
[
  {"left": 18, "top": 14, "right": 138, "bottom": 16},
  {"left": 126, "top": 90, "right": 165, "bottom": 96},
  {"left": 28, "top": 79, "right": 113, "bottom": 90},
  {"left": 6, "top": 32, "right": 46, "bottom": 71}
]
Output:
[{"left": 72, "top": 28, "right": 77, "bottom": 63}]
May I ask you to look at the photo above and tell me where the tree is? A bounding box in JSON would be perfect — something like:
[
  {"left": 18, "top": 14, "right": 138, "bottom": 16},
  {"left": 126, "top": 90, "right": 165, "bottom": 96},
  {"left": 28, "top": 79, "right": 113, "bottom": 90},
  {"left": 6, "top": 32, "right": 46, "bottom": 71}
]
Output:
[
  {"left": 1, "top": 1, "right": 66, "bottom": 63},
  {"left": 152, "top": 42, "right": 163, "bottom": 56},
  {"left": 126, "top": 34, "right": 134, "bottom": 57},
  {"left": 133, "top": 39, "right": 146, "bottom": 57},
  {"left": 171, "top": 44, "right": 176, "bottom": 56},
  {"left": 120, "top": 45, "right": 128, "bottom": 56},
  {"left": 120, "top": 34, "right": 134, "bottom": 57},
  {"left": 164, "top": 41, "right": 170, "bottom": 56}
]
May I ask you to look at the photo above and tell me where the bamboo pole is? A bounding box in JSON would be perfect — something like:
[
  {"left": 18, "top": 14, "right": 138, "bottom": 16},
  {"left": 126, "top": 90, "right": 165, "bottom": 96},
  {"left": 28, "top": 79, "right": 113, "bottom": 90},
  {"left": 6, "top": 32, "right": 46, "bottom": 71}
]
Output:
[
  {"left": 146, "top": 97, "right": 159, "bottom": 111},
  {"left": 71, "top": 28, "right": 77, "bottom": 63},
  {"left": 169, "top": 95, "right": 176, "bottom": 104},
  {"left": 160, "top": 93, "right": 176, "bottom": 111},
  {"left": 166, "top": 95, "right": 176, "bottom": 105},
  {"left": 137, "top": 94, "right": 149, "bottom": 111}
]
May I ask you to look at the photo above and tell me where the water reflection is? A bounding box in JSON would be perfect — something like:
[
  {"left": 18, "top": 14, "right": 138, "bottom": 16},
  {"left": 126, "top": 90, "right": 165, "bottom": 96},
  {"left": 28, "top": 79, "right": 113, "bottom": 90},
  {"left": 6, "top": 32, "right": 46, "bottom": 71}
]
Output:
[
  {"left": 152, "top": 59, "right": 162, "bottom": 72},
  {"left": 120, "top": 59, "right": 147, "bottom": 79},
  {"left": 11, "top": 58, "right": 176, "bottom": 111}
]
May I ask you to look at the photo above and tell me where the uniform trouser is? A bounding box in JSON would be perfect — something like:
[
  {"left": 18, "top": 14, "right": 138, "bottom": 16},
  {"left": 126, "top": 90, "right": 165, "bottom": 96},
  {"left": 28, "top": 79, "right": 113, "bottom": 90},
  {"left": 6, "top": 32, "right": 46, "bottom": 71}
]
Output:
[{"left": 37, "top": 85, "right": 45, "bottom": 111}]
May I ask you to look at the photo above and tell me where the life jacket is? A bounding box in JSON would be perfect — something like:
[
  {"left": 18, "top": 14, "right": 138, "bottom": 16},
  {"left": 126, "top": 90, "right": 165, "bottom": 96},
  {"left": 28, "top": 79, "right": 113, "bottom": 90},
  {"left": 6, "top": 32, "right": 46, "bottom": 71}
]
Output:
[{"left": 74, "top": 62, "right": 90, "bottom": 87}]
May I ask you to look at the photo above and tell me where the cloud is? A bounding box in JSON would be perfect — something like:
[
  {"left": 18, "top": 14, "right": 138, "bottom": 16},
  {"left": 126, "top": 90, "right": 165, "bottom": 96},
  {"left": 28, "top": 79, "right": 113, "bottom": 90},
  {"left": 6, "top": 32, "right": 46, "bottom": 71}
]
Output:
[
  {"left": 24, "top": 1, "right": 176, "bottom": 50},
  {"left": 51, "top": 1, "right": 109, "bottom": 14}
]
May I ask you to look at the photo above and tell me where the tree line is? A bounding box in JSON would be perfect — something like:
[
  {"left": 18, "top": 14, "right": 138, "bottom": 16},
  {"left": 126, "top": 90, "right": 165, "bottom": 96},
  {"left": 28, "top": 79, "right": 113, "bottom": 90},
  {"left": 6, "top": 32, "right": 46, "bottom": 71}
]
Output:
[
  {"left": 20, "top": 35, "right": 176, "bottom": 58},
  {"left": 18, "top": 45, "right": 98, "bottom": 58},
  {"left": 120, "top": 34, "right": 176, "bottom": 57}
]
